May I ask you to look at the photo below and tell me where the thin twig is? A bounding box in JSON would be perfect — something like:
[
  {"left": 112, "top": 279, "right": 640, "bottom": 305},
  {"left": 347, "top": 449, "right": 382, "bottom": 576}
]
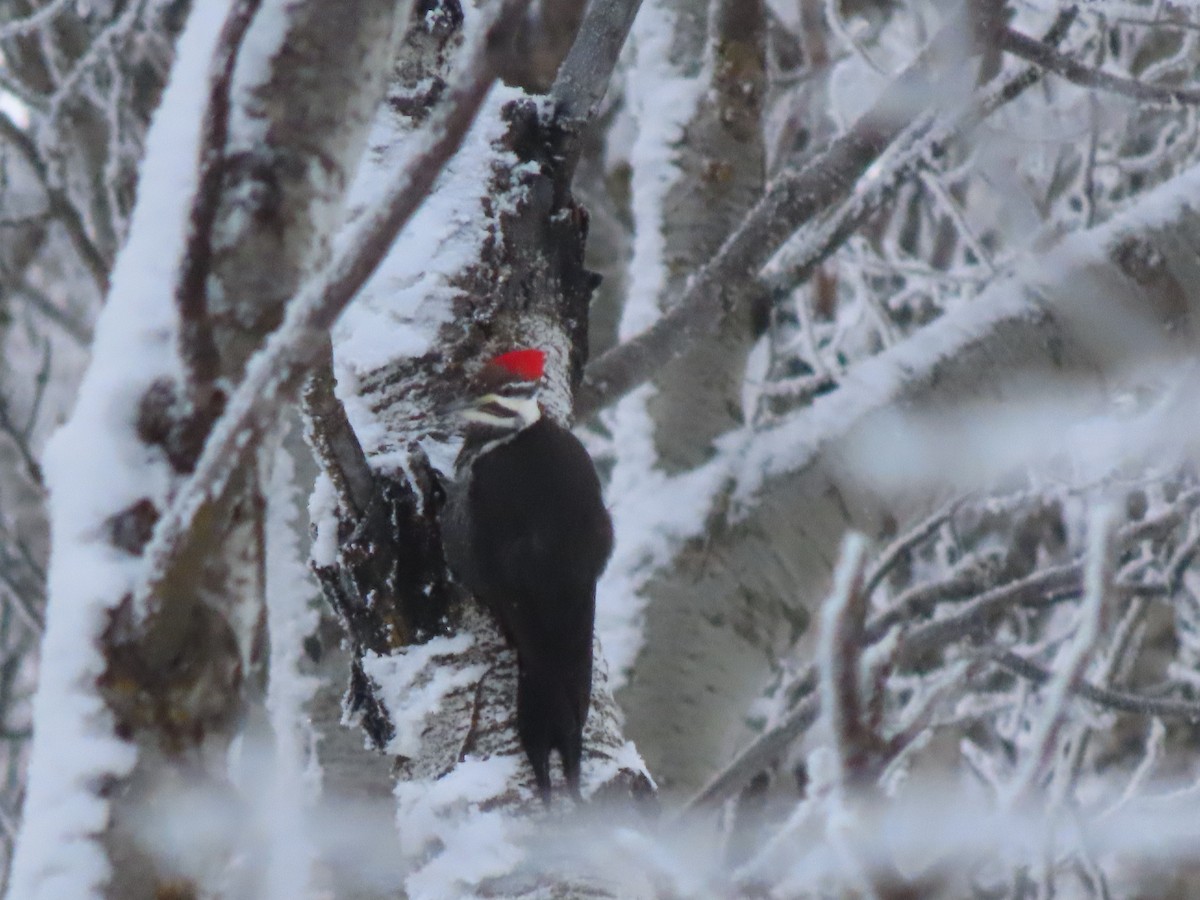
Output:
[
  {"left": 898, "top": 563, "right": 1083, "bottom": 662},
  {"left": 0, "top": 109, "right": 109, "bottom": 292},
  {"left": 24, "top": 337, "right": 52, "bottom": 442},
  {"left": 0, "top": 397, "right": 44, "bottom": 489},
  {"left": 987, "top": 651, "right": 1200, "bottom": 722},
  {"left": 1007, "top": 507, "right": 1115, "bottom": 804},
  {"left": 685, "top": 678, "right": 818, "bottom": 810},
  {"left": 12, "top": 278, "right": 91, "bottom": 345},
  {"left": 818, "top": 534, "right": 872, "bottom": 788},
  {"left": 0, "top": 545, "right": 46, "bottom": 635},
  {"left": 0, "top": 0, "right": 75, "bottom": 40},
  {"left": 998, "top": 24, "right": 1200, "bottom": 106}
]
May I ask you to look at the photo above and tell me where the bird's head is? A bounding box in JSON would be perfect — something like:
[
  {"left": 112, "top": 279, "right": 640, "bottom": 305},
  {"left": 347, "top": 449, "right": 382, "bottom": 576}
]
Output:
[{"left": 458, "top": 348, "right": 546, "bottom": 435}]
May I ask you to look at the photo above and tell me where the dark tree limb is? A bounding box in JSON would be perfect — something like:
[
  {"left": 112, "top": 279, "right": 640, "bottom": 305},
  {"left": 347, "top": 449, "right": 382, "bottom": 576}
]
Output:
[
  {"left": 0, "top": 108, "right": 109, "bottom": 292},
  {"left": 174, "top": 0, "right": 262, "bottom": 395},
  {"left": 987, "top": 649, "right": 1200, "bottom": 722},
  {"left": 550, "top": 0, "right": 644, "bottom": 124},
  {"left": 302, "top": 339, "right": 376, "bottom": 519},
  {"left": 998, "top": 24, "right": 1200, "bottom": 106}
]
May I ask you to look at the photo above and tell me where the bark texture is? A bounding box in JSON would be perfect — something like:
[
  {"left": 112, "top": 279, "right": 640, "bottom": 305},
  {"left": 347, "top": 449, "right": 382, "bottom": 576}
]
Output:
[{"left": 644, "top": 0, "right": 766, "bottom": 473}]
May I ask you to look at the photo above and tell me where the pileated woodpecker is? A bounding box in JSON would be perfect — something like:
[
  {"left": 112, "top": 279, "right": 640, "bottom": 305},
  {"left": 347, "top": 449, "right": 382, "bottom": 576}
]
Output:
[{"left": 441, "top": 348, "right": 613, "bottom": 801}]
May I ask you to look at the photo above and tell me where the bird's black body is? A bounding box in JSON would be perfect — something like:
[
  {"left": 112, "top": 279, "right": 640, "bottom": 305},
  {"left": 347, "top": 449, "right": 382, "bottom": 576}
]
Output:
[{"left": 444, "top": 415, "right": 613, "bottom": 801}]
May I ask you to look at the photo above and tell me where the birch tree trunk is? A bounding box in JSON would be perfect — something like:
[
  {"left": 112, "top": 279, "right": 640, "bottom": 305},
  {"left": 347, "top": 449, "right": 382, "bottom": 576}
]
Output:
[{"left": 10, "top": 2, "right": 405, "bottom": 895}]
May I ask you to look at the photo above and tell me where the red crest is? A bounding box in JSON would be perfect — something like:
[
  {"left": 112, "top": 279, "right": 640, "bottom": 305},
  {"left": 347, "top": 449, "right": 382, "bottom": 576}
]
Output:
[{"left": 491, "top": 349, "right": 546, "bottom": 381}]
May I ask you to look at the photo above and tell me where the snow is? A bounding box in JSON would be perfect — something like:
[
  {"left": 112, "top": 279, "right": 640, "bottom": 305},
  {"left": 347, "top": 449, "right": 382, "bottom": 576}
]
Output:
[
  {"left": 585, "top": 740, "right": 654, "bottom": 795},
  {"left": 261, "top": 430, "right": 321, "bottom": 898},
  {"left": 7, "top": 3, "right": 233, "bottom": 897},
  {"left": 592, "top": 0, "right": 711, "bottom": 686},
  {"left": 595, "top": 386, "right": 727, "bottom": 685},
  {"left": 307, "top": 471, "right": 339, "bottom": 567},
  {"left": 359, "top": 633, "right": 484, "bottom": 759},
  {"left": 617, "top": 0, "right": 704, "bottom": 341},
  {"left": 730, "top": 159, "right": 1200, "bottom": 511},
  {"left": 333, "top": 82, "right": 530, "bottom": 456},
  {"left": 393, "top": 755, "right": 527, "bottom": 898}
]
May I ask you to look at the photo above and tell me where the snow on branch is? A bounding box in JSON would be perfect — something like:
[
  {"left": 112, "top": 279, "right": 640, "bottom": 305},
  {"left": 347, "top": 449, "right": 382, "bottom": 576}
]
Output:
[
  {"left": 817, "top": 534, "right": 873, "bottom": 790},
  {"left": 574, "top": 4, "right": 1060, "bottom": 420},
  {"left": 1006, "top": 506, "right": 1115, "bottom": 804},
  {"left": 619, "top": 137, "right": 1200, "bottom": 794},
  {"left": 9, "top": 0, "right": 438, "bottom": 893},
  {"left": 134, "top": 0, "right": 525, "bottom": 613}
]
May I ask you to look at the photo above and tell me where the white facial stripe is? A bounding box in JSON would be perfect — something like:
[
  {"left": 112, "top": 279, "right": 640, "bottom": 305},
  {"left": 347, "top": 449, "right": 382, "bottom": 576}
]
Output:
[{"left": 461, "top": 393, "right": 541, "bottom": 429}]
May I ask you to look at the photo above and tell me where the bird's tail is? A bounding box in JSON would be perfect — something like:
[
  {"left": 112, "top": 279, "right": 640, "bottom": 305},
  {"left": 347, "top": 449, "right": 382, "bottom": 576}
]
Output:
[{"left": 516, "top": 658, "right": 590, "bottom": 803}]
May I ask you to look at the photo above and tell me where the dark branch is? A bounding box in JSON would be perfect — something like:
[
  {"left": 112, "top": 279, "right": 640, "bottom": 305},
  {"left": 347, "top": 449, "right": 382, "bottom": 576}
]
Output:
[
  {"left": 988, "top": 649, "right": 1200, "bottom": 721},
  {"left": 998, "top": 25, "right": 1200, "bottom": 106},
  {"left": 302, "top": 338, "right": 376, "bottom": 518},
  {"left": 175, "top": 0, "right": 263, "bottom": 393},
  {"left": 0, "top": 109, "right": 109, "bottom": 293},
  {"left": 550, "top": 0, "right": 643, "bottom": 123},
  {"left": 12, "top": 277, "right": 91, "bottom": 344}
]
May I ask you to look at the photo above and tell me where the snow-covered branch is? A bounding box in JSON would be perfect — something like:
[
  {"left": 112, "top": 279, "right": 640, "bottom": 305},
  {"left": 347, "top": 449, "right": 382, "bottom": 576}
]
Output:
[
  {"left": 623, "top": 158, "right": 1200, "bottom": 794},
  {"left": 9, "top": 0, "right": 413, "bottom": 893},
  {"left": 575, "top": 6, "right": 987, "bottom": 420}
]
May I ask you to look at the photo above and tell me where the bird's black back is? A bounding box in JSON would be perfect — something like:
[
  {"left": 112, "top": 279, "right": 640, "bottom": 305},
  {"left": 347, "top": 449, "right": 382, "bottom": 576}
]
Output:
[{"left": 459, "top": 418, "right": 613, "bottom": 798}]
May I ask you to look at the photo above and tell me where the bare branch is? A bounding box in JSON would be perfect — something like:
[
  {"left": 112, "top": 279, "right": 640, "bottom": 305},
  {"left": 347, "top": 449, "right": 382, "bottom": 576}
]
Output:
[
  {"left": 0, "top": 396, "right": 43, "bottom": 489},
  {"left": 174, "top": 0, "right": 263, "bottom": 393},
  {"left": 302, "top": 338, "right": 376, "bottom": 519},
  {"left": 0, "top": 109, "right": 109, "bottom": 292},
  {"left": 818, "top": 534, "right": 872, "bottom": 787},
  {"left": 899, "top": 564, "right": 1082, "bottom": 663},
  {"left": 987, "top": 650, "right": 1200, "bottom": 722},
  {"left": 862, "top": 499, "right": 960, "bottom": 599},
  {"left": 685, "top": 682, "right": 818, "bottom": 811},
  {"left": 0, "top": 573, "right": 44, "bottom": 635},
  {"left": 998, "top": 24, "right": 1200, "bottom": 107},
  {"left": 550, "top": 0, "right": 643, "bottom": 123},
  {"left": 10, "top": 277, "right": 91, "bottom": 345}
]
